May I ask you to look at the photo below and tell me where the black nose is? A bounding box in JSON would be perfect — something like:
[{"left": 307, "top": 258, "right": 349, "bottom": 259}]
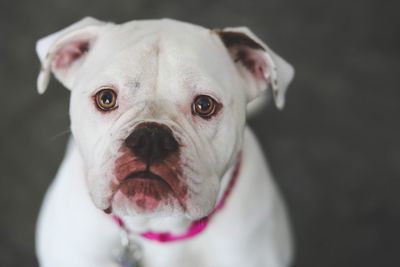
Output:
[{"left": 125, "top": 123, "right": 179, "bottom": 164}]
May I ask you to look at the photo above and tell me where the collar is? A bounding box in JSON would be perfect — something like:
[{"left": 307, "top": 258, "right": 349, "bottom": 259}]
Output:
[{"left": 112, "top": 152, "right": 242, "bottom": 243}]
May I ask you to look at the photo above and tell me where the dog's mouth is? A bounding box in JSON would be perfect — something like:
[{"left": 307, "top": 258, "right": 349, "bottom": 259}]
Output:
[
  {"left": 111, "top": 148, "right": 188, "bottom": 214},
  {"left": 115, "top": 170, "right": 176, "bottom": 211},
  {"left": 123, "top": 170, "right": 172, "bottom": 190}
]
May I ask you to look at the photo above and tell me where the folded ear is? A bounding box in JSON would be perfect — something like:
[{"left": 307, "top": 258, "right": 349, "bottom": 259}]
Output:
[
  {"left": 36, "top": 17, "right": 108, "bottom": 94},
  {"left": 215, "top": 27, "right": 294, "bottom": 109}
]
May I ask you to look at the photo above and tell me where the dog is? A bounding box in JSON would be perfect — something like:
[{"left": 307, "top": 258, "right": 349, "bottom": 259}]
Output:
[{"left": 35, "top": 17, "right": 295, "bottom": 267}]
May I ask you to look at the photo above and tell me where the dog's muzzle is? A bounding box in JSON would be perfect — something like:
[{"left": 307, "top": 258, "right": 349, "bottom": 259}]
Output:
[{"left": 112, "top": 122, "right": 187, "bottom": 213}]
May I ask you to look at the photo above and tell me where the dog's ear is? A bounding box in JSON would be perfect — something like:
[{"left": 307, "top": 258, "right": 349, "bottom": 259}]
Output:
[
  {"left": 36, "top": 17, "right": 108, "bottom": 94},
  {"left": 215, "top": 27, "right": 294, "bottom": 109}
]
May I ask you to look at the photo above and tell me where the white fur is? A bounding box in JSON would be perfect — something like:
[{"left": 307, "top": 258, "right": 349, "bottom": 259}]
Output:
[{"left": 36, "top": 18, "right": 294, "bottom": 267}]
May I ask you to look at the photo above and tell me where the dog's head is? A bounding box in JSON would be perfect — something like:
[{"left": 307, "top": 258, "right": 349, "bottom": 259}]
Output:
[{"left": 36, "top": 17, "right": 294, "bottom": 220}]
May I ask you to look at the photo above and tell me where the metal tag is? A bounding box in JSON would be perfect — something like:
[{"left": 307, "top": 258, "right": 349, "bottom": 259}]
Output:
[{"left": 113, "top": 229, "right": 143, "bottom": 267}]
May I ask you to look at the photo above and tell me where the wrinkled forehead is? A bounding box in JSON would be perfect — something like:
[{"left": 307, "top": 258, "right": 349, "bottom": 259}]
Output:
[{"left": 80, "top": 19, "right": 236, "bottom": 96}]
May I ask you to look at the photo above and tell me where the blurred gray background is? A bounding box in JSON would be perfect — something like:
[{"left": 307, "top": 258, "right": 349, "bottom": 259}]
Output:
[{"left": 1, "top": 0, "right": 399, "bottom": 266}]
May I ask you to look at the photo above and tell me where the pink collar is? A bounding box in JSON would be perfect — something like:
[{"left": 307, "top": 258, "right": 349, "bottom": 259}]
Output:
[{"left": 112, "top": 152, "right": 242, "bottom": 243}]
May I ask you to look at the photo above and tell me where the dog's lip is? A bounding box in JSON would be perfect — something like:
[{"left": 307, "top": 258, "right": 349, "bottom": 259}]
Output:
[
  {"left": 125, "top": 170, "right": 163, "bottom": 181},
  {"left": 122, "top": 170, "right": 173, "bottom": 191}
]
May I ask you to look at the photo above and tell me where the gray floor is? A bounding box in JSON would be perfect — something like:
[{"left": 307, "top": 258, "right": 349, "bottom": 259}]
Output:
[{"left": 1, "top": 0, "right": 399, "bottom": 266}]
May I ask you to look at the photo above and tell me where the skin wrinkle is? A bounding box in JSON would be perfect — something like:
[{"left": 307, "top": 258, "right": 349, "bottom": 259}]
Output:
[
  {"left": 181, "top": 162, "right": 202, "bottom": 185},
  {"left": 170, "top": 120, "right": 201, "bottom": 165},
  {"left": 180, "top": 163, "right": 202, "bottom": 185},
  {"left": 109, "top": 108, "right": 146, "bottom": 143},
  {"left": 183, "top": 146, "right": 210, "bottom": 185},
  {"left": 177, "top": 115, "right": 216, "bottom": 170},
  {"left": 209, "top": 116, "right": 222, "bottom": 140}
]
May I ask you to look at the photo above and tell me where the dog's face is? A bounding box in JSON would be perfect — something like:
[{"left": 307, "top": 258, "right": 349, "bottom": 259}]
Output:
[
  {"left": 69, "top": 20, "right": 248, "bottom": 219},
  {"left": 36, "top": 18, "right": 293, "bottom": 220}
]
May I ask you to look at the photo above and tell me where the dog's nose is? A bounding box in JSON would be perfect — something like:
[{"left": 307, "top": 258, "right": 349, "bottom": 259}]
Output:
[{"left": 125, "top": 123, "right": 179, "bottom": 164}]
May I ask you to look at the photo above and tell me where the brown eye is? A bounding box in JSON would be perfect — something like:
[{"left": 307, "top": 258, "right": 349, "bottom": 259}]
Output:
[
  {"left": 95, "top": 89, "right": 118, "bottom": 111},
  {"left": 192, "top": 95, "right": 218, "bottom": 118}
]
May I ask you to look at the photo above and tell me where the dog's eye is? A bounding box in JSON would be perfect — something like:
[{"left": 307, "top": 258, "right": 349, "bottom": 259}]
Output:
[
  {"left": 192, "top": 95, "right": 219, "bottom": 118},
  {"left": 95, "top": 89, "right": 118, "bottom": 111}
]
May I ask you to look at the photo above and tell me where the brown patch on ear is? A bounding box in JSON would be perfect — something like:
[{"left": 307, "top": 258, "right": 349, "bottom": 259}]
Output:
[
  {"left": 214, "top": 30, "right": 265, "bottom": 51},
  {"left": 215, "top": 30, "right": 269, "bottom": 83}
]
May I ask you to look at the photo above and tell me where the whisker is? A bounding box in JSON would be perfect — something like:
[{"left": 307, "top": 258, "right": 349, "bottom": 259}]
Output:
[{"left": 49, "top": 129, "right": 71, "bottom": 142}]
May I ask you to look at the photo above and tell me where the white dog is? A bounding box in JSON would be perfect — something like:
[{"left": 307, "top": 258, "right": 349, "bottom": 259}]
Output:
[{"left": 35, "top": 17, "right": 295, "bottom": 267}]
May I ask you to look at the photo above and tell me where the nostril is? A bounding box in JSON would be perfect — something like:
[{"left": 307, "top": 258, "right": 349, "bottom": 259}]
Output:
[
  {"left": 125, "top": 130, "right": 145, "bottom": 149},
  {"left": 162, "top": 134, "right": 179, "bottom": 152}
]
